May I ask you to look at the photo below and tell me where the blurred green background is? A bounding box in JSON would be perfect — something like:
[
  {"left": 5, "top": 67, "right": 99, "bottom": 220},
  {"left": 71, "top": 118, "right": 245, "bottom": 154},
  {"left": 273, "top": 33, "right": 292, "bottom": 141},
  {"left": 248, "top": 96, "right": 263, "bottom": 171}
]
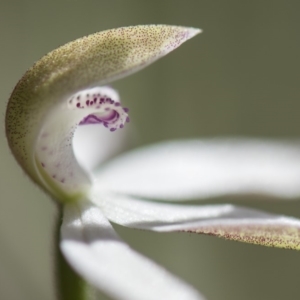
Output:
[{"left": 1, "top": 1, "right": 300, "bottom": 299}]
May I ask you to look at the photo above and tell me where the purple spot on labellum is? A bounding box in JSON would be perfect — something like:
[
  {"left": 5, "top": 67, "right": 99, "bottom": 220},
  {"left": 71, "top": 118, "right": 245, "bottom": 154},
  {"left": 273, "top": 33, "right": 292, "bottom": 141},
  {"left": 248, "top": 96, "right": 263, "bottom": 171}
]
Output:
[
  {"left": 101, "top": 111, "right": 118, "bottom": 121},
  {"left": 52, "top": 175, "right": 56, "bottom": 179},
  {"left": 72, "top": 91, "right": 130, "bottom": 132},
  {"left": 61, "top": 179, "right": 65, "bottom": 183},
  {"left": 79, "top": 114, "right": 103, "bottom": 125},
  {"left": 77, "top": 96, "right": 80, "bottom": 100},
  {"left": 41, "top": 162, "right": 45, "bottom": 168}
]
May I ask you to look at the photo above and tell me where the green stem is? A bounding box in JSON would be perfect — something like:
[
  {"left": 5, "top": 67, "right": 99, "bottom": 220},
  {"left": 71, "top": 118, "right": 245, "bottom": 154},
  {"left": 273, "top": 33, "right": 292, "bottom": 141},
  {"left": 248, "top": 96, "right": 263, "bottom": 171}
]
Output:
[{"left": 55, "top": 205, "right": 97, "bottom": 300}]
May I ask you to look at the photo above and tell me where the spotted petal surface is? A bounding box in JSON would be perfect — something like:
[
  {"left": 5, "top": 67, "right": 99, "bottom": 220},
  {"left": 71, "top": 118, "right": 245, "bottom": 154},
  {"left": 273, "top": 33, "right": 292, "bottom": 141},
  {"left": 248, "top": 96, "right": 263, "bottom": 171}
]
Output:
[
  {"left": 94, "top": 193, "right": 300, "bottom": 250},
  {"left": 6, "top": 25, "right": 201, "bottom": 201}
]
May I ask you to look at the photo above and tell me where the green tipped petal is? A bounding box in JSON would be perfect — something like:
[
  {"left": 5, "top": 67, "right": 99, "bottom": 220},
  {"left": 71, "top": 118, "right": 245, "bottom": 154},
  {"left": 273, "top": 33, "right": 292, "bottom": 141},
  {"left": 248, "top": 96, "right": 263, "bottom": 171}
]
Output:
[
  {"left": 188, "top": 221, "right": 300, "bottom": 250},
  {"left": 5, "top": 25, "right": 201, "bottom": 201},
  {"left": 96, "top": 193, "right": 300, "bottom": 251}
]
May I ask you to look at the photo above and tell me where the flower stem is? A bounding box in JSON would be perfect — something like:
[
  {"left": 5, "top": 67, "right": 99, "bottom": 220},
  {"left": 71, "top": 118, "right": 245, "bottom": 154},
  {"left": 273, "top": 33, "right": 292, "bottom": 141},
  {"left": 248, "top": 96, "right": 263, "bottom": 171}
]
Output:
[{"left": 55, "top": 205, "right": 97, "bottom": 300}]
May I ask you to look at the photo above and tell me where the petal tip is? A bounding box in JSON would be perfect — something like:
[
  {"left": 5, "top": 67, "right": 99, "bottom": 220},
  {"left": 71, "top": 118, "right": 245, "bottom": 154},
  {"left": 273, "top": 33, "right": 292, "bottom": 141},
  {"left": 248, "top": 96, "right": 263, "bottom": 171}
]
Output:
[{"left": 185, "top": 27, "right": 203, "bottom": 39}]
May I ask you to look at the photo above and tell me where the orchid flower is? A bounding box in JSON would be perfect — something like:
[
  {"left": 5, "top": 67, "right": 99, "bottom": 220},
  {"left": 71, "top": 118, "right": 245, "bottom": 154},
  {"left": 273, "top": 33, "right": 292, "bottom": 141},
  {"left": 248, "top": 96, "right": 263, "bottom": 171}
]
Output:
[{"left": 5, "top": 25, "right": 300, "bottom": 300}]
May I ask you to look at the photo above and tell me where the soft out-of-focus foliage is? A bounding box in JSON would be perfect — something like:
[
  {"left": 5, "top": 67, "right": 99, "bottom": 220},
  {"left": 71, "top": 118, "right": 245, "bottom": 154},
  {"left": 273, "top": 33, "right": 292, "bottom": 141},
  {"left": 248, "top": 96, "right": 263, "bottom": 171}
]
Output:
[{"left": 1, "top": 1, "right": 300, "bottom": 300}]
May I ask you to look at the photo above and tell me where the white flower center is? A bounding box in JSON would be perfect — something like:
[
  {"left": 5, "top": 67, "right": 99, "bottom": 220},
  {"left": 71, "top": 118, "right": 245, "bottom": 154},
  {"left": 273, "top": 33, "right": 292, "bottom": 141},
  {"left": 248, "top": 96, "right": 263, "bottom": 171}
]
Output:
[{"left": 35, "top": 86, "right": 129, "bottom": 202}]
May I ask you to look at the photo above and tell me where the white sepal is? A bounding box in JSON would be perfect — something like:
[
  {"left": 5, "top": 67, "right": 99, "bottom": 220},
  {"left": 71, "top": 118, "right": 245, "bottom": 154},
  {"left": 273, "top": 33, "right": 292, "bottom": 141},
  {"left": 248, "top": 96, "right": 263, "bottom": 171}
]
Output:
[
  {"left": 95, "top": 193, "right": 300, "bottom": 250},
  {"left": 60, "top": 201, "right": 205, "bottom": 300},
  {"left": 94, "top": 139, "right": 300, "bottom": 200}
]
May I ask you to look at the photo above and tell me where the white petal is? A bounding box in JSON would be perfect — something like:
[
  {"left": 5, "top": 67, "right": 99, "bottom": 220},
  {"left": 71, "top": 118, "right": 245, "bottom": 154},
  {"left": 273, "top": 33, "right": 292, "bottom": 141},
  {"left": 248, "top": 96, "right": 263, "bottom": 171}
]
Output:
[
  {"left": 94, "top": 138, "right": 300, "bottom": 200},
  {"left": 95, "top": 193, "right": 300, "bottom": 250},
  {"left": 73, "top": 125, "right": 127, "bottom": 172},
  {"left": 94, "top": 192, "right": 270, "bottom": 229},
  {"left": 60, "top": 201, "right": 205, "bottom": 300}
]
